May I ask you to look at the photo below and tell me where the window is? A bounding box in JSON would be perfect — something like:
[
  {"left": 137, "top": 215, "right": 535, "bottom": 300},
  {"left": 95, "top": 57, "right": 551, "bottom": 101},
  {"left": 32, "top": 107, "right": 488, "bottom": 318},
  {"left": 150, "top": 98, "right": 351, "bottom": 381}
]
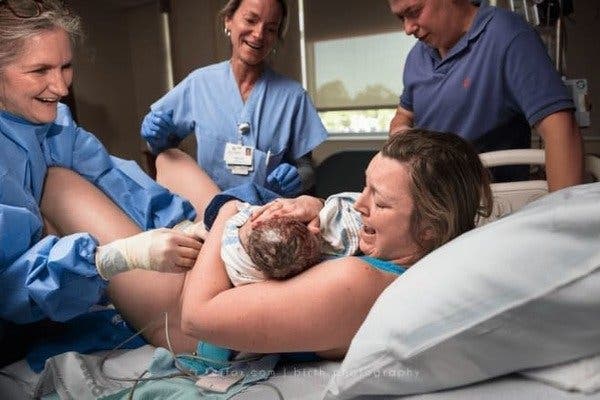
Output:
[{"left": 301, "top": 0, "right": 416, "bottom": 135}]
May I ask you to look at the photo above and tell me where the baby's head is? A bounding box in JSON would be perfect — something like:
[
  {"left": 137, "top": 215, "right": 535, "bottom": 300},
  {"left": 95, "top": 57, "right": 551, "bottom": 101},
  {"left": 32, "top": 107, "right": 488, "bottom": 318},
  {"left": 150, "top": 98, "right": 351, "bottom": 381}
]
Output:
[{"left": 242, "top": 218, "right": 322, "bottom": 280}]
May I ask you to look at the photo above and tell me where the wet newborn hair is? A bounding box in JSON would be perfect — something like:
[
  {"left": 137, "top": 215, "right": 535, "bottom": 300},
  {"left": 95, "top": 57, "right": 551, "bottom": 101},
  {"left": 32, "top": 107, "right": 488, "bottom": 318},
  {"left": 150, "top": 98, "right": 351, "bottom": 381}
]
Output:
[{"left": 244, "top": 218, "right": 322, "bottom": 280}]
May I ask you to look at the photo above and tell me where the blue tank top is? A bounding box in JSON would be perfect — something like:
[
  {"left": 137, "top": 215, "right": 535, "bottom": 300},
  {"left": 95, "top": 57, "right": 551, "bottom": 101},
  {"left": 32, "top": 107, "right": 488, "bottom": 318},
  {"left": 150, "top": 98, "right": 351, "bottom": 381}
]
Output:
[{"left": 359, "top": 256, "right": 406, "bottom": 275}]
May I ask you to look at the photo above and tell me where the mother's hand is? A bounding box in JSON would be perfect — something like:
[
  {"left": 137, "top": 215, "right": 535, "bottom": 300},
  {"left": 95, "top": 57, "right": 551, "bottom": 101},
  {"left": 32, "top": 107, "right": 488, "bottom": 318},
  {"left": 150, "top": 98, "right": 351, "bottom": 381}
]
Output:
[{"left": 250, "top": 195, "right": 324, "bottom": 232}]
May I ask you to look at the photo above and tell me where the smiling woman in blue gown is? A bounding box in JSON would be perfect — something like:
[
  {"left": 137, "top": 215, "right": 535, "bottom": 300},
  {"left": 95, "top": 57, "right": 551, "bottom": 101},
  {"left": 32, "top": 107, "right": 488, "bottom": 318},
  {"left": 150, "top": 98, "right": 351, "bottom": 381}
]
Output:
[{"left": 0, "top": 0, "right": 206, "bottom": 365}]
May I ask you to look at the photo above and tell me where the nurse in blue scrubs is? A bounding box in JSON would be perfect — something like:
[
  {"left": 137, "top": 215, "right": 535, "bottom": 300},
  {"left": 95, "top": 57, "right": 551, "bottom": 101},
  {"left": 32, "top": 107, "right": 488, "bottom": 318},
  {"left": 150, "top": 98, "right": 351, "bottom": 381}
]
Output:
[
  {"left": 141, "top": 0, "right": 328, "bottom": 197},
  {"left": 0, "top": 0, "right": 203, "bottom": 363}
]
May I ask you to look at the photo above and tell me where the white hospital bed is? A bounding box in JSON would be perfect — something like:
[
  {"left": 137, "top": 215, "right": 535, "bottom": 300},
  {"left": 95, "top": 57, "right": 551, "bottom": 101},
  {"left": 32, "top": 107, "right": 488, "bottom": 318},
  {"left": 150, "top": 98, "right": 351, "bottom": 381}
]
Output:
[
  {"left": 480, "top": 149, "right": 600, "bottom": 222},
  {"left": 3, "top": 348, "right": 599, "bottom": 400},
  {"left": 2, "top": 149, "right": 600, "bottom": 400}
]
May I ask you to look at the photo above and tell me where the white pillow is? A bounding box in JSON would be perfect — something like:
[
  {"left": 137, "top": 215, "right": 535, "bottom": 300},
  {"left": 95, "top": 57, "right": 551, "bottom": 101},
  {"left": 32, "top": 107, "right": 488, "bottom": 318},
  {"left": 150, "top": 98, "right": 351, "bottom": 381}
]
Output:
[{"left": 323, "top": 182, "right": 600, "bottom": 399}]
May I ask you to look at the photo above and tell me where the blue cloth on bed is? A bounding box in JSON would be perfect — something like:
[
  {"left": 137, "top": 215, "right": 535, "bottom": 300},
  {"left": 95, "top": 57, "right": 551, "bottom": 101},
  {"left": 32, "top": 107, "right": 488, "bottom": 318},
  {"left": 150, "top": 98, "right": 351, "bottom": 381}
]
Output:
[
  {"left": 176, "top": 341, "right": 234, "bottom": 375},
  {"left": 123, "top": 346, "right": 280, "bottom": 400},
  {"left": 26, "top": 309, "right": 145, "bottom": 372},
  {"left": 204, "top": 183, "right": 279, "bottom": 229}
]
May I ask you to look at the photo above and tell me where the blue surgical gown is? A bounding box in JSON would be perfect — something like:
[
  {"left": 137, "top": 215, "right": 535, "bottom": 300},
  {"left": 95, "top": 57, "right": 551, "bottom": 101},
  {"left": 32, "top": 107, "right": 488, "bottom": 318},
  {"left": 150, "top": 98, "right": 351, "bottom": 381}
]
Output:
[
  {"left": 149, "top": 60, "right": 328, "bottom": 190},
  {"left": 0, "top": 104, "right": 195, "bottom": 324}
]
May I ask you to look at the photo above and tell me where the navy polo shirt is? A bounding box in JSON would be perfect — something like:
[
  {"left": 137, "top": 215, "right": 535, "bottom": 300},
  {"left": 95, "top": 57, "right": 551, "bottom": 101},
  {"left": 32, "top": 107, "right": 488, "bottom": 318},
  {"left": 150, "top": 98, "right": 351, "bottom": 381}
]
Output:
[{"left": 400, "top": 5, "right": 573, "bottom": 179}]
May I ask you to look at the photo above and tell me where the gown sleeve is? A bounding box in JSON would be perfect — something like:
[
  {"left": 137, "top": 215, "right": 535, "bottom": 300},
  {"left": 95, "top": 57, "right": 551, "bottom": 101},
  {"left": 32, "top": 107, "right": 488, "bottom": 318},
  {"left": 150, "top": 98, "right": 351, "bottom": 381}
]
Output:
[
  {"left": 45, "top": 104, "right": 196, "bottom": 229},
  {"left": 149, "top": 74, "right": 196, "bottom": 151},
  {"left": 288, "top": 89, "right": 328, "bottom": 161},
  {"left": 0, "top": 203, "right": 106, "bottom": 324}
]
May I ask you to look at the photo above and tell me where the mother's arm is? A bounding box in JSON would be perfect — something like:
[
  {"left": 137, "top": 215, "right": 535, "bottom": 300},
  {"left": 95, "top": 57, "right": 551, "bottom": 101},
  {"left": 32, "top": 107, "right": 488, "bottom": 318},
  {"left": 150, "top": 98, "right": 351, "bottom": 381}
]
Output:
[{"left": 180, "top": 201, "right": 397, "bottom": 355}]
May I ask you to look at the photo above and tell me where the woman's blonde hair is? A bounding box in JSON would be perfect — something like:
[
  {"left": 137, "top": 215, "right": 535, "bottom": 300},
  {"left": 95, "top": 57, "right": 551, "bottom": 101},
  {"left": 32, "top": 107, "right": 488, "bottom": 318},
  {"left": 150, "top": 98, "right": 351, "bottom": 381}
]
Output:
[
  {"left": 382, "top": 129, "right": 493, "bottom": 254},
  {"left": 0, "top": 0, "right": 82, "bottom": 70},
  {"left": 219, "top": 0, "right": 288, "bottom": 42}
]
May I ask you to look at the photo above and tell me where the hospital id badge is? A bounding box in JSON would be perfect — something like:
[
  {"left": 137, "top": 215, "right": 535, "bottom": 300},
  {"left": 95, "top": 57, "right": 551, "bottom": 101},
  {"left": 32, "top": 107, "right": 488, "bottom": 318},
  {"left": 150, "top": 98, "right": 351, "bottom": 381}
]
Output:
[
  {"left": 230, "top": 165, "right": 250, "bottom": 175},
  {"left": 224, "top": 143, "right": 253, "bottom": 166}
]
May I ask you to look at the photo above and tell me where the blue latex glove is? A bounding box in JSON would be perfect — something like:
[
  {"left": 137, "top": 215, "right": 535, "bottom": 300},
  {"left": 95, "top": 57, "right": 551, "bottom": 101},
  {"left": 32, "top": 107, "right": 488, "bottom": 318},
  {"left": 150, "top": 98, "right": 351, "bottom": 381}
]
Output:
[
  {"left": 266, "top": 163, "right": 301, "bottom": 197},
  {"left": 140, "top": 110, "right": 179, "bottom": 154}
]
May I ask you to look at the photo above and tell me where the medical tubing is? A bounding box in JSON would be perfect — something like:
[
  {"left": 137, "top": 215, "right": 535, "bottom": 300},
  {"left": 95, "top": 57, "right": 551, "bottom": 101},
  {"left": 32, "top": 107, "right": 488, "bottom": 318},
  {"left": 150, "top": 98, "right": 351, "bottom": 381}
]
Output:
[
  {"left": 99, "top": 313, "right": 187, "bottom": 383},
  {"left": 127, "top": 370, "right": 148, "bottom": 400},
  {"left": 98, "top": 312, "right": 285, "bottom": 399}
]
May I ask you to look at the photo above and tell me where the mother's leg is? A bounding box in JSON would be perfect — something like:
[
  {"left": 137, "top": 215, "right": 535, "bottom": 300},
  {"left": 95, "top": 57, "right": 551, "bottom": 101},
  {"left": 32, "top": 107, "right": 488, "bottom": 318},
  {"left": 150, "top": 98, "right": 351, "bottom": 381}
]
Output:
[
  {"left": 41, "top": 167, "right": 196, "bottom": 352},
  {"left": 41, "top": 168, "right": 139, "bottom": 242},
  {"left": 156, "top": 148, "right": 220, "bottom": 219}
]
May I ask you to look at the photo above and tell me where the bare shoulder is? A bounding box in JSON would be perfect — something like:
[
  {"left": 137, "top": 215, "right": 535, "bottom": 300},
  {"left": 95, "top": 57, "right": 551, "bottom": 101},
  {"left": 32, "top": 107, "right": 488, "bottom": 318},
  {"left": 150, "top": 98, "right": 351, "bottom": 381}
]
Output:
[
  {"left": 302, "top": 256, "right": 398, "bottom": 299},
  {"left": 181, "top": 255, "right": 401, "bottom": 353}
]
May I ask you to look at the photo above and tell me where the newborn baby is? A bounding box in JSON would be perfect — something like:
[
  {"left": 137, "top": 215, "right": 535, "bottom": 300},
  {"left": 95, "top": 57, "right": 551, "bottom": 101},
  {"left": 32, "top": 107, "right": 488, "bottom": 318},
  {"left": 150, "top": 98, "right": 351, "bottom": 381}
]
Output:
[{"left": 221, "top": 193, "right": 361, "bottom": 286}]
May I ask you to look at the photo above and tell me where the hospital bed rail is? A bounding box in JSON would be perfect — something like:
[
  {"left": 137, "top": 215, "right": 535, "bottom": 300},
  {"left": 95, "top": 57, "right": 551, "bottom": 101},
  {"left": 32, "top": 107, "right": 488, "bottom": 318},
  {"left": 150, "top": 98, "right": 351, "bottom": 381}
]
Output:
[{"left": 479, "top": 149, "right": 600, "bottom": 224}]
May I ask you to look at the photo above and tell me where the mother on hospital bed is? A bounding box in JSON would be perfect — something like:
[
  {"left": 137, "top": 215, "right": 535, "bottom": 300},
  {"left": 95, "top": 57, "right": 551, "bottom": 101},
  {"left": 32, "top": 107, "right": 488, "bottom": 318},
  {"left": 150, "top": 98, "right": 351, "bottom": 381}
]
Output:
[{"left": 101, "top": 129, "right": 494, "bottom": 358}]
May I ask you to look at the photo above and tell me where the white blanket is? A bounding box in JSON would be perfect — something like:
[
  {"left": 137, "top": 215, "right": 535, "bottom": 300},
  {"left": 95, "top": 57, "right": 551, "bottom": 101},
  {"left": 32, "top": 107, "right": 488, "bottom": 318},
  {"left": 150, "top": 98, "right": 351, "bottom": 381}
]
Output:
[{"left": 3, "top": 349, "right": 600, "bottom": 400}]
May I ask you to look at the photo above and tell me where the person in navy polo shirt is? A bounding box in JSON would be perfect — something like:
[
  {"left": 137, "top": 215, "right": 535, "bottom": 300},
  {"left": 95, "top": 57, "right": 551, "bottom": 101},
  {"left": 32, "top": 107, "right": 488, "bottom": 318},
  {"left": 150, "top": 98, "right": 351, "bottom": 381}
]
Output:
[{"left": 388, "top": 0, "right": 583, "bottom": 191}]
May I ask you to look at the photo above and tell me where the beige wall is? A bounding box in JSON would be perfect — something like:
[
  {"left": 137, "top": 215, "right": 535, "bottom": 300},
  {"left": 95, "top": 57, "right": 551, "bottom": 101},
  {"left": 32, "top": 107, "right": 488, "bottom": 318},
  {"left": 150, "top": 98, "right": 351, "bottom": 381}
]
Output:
[
  {"left": 68, "top": 0, "right": 600, "bottom": 169},
  {"left": 127, "top": 3, "right": 168, "bottom": 134},
  {"left": 169, "top": 1, "right": 220, "bottom": 81},
  {"left": 69, "top": 0, "right": 145, "bottom": 163}
]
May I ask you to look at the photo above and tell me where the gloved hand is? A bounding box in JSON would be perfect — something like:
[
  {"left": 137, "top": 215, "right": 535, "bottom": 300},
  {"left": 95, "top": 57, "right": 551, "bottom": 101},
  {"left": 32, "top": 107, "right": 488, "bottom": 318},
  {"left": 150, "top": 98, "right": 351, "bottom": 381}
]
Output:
[
  {"left": 95, "top": 228, "right": 202, "bottom": 280},
  {"left": 140, "top": 110, "right": 179, "bottom": 154},
  {"left": 172, "top": 219, "right": 208, "bottom": 242},
  {"left": 266, "top": 163, "right": 301, "bottom": 197}
]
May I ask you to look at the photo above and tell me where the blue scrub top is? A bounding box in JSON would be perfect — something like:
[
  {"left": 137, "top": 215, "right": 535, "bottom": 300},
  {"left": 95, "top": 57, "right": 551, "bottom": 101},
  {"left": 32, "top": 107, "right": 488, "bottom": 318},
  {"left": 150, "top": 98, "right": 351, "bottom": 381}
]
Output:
[
  {"left": 150, "top": 61, "right": 328, "bottom": 190},
  {"left": 0, "top": 104, "right": 195, "bottom": 324},
  {"left": 400, "top": 5, "right": 573, "bottom": 156}
]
